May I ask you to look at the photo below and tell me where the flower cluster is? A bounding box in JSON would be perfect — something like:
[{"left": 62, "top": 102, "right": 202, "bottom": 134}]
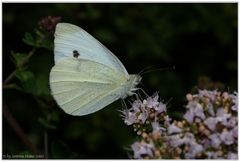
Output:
[
  {"left": 120, "top": 93, "right": 174, "bottom": 159},
  {"left": 169, "top": 90, "right": 238, "bottom": 159},
  {"left": 38, "top": 16, "right": 62, "bottom": 35},
  {"left": 121, "top": 90, "right": 238, "bottom": 159}
]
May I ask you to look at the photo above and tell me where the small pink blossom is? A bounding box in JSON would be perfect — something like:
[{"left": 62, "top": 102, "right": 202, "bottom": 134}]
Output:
[
  {"left": 121, "top": 110, "right": 137, "bottom": 125},
  {"left": 151, "top": 121, "right": 166, "bottom": 133},
  {"left": 198, "top": 89, "right": 217, "bottom": 101},
  {"left": 227, "top": 152, "right": 238, "bottom": 159},
  {"left": 220, "top": 131, "right": 234, "bottom": 145},
  {"left": 146, "top": 94, "right": 159, "bottom": 108},
  {"left": 204, "top": 117, "right": 217, "bottom": 131},
  {"left": 209, "top": 134, "right": 221, "bottom": 148},
  {"left": 168, "top": 124, "right": 182, "bottom": 134},
  {"left": 131, "top": 141, "right": 154, "bottom": 159},
  {"left": 230, "top": 92, "right": 238, "bottom": 111},
  {"left": 154, "top": 102, "right": 166, "bottom": 113}
]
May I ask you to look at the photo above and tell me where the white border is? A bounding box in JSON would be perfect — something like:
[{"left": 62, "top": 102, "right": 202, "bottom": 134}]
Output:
[{"left": 1, "top": 1, "right": 239, "bottom": 162}]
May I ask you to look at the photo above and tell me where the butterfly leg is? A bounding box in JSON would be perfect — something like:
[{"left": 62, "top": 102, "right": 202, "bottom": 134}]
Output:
[
  {"left": 137, "top": 90, "right": 143, "bottom": 100},
  {"left": 137, "top": 88, "right": 149, "bottom": 98},
  {"left": 121, "top": 99, "right": 128, "bottom": 109}
]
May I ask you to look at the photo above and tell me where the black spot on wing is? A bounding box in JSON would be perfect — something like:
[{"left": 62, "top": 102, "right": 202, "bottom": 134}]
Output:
[{"left": 73, "top": 50, "right": 80, "bottom": 58}]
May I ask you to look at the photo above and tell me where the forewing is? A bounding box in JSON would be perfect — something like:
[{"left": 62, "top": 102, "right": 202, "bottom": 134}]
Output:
[
  {"left": 54, "top": 23, "right": 128, "bottom": 75},
  {"left": 50, "top": 58, "right": 126, "bottom": 116}
]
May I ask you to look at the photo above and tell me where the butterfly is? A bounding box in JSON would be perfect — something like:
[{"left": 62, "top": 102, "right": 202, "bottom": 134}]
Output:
[{"left": 49, "top": 23, "right": 141, "bottom": 116}]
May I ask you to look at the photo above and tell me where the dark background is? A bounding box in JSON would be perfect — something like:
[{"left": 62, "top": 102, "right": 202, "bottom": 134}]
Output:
[{"left": 3, "top": 3, "right": 237, "bottom": 159}]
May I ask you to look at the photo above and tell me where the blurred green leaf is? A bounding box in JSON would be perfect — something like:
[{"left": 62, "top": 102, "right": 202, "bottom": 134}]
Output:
[
  {"left": 15, "top": 69, "right": 36, "bottom": 93},
  {"left": 35, "top": 74, "right": 51, "bottom": 97},
  {"left": 40, "top": 38, "right": 53, "bottom": 50},
  {"left": 38, "top": 117, "right": 57, "bottom": 130},
  {"left": 10, "top": 52, "right": 27, "bottom": 67},
  {"left": 35, "top": 29, "right": 54, "bottom": 50},
  {"left": 50, "top": 111, "right": 60, "bottom": 123},
  {"left": 22, "top": 32, "right": 36, "bottom": 47},
  {"left": 23, "top": 31, "right": 53, "bottom": 50}
]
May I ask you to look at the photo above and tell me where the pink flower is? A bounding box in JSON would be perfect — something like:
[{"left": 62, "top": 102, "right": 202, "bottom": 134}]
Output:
[
  {"left": 154, "top": 102, "right": 166, "bottom": 113},
  {"left": 138, "top": 110, "right": 148, "bottom": 123},
  {"left": 183, "top": 110, "right": 194, "bottom": 123},
  {"left": 146, "top": 94, "right": 159, "bottom": 108},
  {"left": 182, "top": 133, "right": 195, "bottom": 145},
  {"left": 227, "top": 152, "right": 238, "bottom": 159},
  {"left": 230, "top": 92, "right": 238, "bottom": 111},
  {"left": 227, "top": 117, "right": 238, "bottom": 128},
  {"left": 131, "top": 100, "right": 142, "bottom": 112},
  {"left": 167, "top": 134, "right": 184, "bottom": 147},
  {"left": 201, "top": 138, "right": 211, "bottom": 149},
  {"left": 220, "top": 131, "right": 234, "bottom": 145},
  {"left": 198, "top": 89, "right": 217, "bottom": 101},
  {"left": 209, "top": 134, "right": 221, "bottom": 148},
  {"left": 216, "top": 108, "right": 230, "bottom": 125},
  {"left": 131, "top": 141, "right": 154, "bottom": 159},
  {"left": 204, "top": 117, "right": 217, "bottom": 131},
  {"left": 168, "top": 124, "right": 182, "bottom": 134},
  {"left": 194, "top": 103, "right": 206, "bottom": 120},
  {"left": 121, "top": 110, "right": 137, "bottom": 125},
  {"left": 38, "top": 16, "right": 62, "bottom": 35},
  {"left": 231, "top": 126, "right": 238, "bottom": 138},
  {"left": 207, "top": 103, "right": 215, "bottom": 116},
  {"left": 185, "top": 143, "right": 203, "bottom": 159},
  {"left": 151, "top": 121, "right": 166, "bottom": 133},
  {"left": 184, "top": 101, "right": 205, "bottom": 123}
]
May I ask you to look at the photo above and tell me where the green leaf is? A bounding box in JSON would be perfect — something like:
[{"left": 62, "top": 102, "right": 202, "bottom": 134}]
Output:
[
  {"left": 22, "top": 32, "right": 36, "bottom": 46},
  {"left": 23, "top": 31, "right": 53, "bottom": 50},
  {"left": 15, "top": 70, "right": 36, "bottom": 93},
  {"left": 35, "top": 74, "right": 51, "bottom": 97},
  {"left": 15, "top": 69, "right": 34, "bottom": 82},
  {"left": 40, "top": 38, "right": 54, "bottom": 50},
  {"left": 10, "top": 52, "right": 27, "bottom": 67},
  {"left": 38, "top": 117, "right": 57, "bottom": 130},
  {"left": 50, "top": 111, "right": 60, "bottom": 123}
]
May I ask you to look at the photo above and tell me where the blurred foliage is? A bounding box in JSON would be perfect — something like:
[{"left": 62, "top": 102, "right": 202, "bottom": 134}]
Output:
[{"left": 3, "top": 3, "right": 237, "bottom": 159}]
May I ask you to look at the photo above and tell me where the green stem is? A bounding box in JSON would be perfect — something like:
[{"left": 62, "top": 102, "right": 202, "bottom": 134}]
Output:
[
  {"left": 3, "top": 47, "right": 36, "bottom": 85},
  {"left": 3, "top": 103, "right": 42, "bottom": 155},
  {"left": 3, "top": 44, "right": 40, "bottom": 156},
  {"left": 2, "top": 84, "right": 20, "bottom": 89},
  {"left": 44, "top": 130, "right": 48, "bottom": 159}
]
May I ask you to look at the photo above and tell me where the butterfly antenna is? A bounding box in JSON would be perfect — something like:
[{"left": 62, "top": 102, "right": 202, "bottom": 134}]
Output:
[
  {"left": 140, "top": 66, "right": 175, "bottom": 76},
  {"left": 139, "top": 80, "right": 146, "bottom": 89},
  {"left": 138, "top": 66, "right": 154, "bottom": 76}
]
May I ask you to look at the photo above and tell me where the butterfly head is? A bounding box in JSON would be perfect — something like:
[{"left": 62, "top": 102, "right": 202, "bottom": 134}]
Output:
[
  {"left": 129, "top": 74, "right": 142, "bottom": 87},
  {"left": 121, "top": 74, "right": 141, "bottom": 98}
]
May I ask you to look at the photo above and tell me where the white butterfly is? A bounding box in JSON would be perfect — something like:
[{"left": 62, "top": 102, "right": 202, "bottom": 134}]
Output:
[{"left": 49, "top": 23, "right": 141, "bottom": 116}]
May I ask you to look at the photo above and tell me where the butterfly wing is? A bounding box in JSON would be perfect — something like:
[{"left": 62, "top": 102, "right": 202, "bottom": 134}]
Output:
[
  {"left": 50, "top": 58, "right": 127, "bottom": 116},
  {"left": 54, "top": 23, "right": 128, "bottom": 76}
]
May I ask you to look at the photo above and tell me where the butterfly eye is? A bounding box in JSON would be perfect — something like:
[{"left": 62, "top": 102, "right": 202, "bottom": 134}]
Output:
[{"left": 73, "top": 50, "right": 80, "bottom": 58}]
